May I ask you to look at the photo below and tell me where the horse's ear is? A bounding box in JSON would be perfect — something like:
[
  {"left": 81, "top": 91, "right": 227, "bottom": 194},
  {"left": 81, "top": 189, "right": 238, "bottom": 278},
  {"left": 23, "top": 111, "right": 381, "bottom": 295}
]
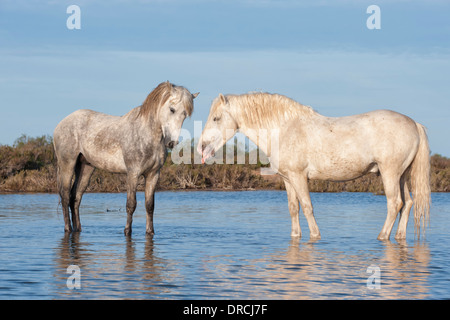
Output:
[
  {"left": 165, "top": 81, "right": 172, "bottom": 93},
  {"left": 219, "top": 93, "right": 228, "bottom": 104},
  {"left": 192, "top": 92, "right": 199, "bottom": 99}
]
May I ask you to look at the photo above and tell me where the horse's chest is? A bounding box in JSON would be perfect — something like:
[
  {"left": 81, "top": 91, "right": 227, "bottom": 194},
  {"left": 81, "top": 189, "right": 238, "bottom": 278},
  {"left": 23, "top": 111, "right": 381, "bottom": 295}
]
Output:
[{"left": 142, "top": 147, "right": 166, "bottom": 170}]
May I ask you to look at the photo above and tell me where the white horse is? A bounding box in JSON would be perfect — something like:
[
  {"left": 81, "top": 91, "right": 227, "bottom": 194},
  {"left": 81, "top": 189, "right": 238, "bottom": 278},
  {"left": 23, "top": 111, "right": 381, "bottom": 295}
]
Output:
[{"left": 198, "top": 92, "right": 431, "bottom": 240}]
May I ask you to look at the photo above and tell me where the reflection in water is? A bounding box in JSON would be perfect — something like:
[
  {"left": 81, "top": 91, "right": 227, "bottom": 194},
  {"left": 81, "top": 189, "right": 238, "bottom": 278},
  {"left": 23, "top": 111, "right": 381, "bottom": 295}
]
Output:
[
  {"left": 380, "top": 241, "right": 430, "bottom": 299},
  {"left": 0, "top": 192, "right": 447, "bottom": 299},
  {"left": 52, "top": 229, "right": 431, "bottom": 299},
  {"left": 196, "top": 238, "right": 431, "bottom": 299},
  {"left": 53, "top": 234, "right": 180, "bottom": 299}
]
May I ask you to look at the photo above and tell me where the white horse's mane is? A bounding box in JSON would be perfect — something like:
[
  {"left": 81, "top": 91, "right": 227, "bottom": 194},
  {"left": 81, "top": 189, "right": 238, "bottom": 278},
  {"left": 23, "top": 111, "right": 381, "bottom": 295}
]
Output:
[{"left": 224, "top": 92, "right": 317, "bottom": 128}]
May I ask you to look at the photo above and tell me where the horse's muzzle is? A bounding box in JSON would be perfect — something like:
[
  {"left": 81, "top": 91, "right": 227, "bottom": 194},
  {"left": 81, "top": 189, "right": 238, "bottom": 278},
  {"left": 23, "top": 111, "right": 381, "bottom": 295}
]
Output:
[{"left": 200, "top": 142, "right": 215, "bottom": 164}]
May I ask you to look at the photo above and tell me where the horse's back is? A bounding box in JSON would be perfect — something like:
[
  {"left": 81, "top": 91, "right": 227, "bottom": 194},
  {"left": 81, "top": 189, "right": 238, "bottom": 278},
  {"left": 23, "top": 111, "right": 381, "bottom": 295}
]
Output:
[
  {"left": 318, "top": 109, "right": 419, "bottom": 154},
  {"left": 280, "top": 109, "right": 421, "bottom": 180},
  {"left": 56, "top": 108, "right": 119, "bottom": 129}
]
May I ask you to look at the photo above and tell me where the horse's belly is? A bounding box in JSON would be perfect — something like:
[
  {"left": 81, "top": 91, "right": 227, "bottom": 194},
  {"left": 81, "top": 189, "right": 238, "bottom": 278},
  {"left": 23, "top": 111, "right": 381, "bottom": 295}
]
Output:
[
  {"left": 308, "top": 161, "right": 377, "bottom": 182},
  {"left": 83, "top": 148, "right": 127, "bottom": 173}
]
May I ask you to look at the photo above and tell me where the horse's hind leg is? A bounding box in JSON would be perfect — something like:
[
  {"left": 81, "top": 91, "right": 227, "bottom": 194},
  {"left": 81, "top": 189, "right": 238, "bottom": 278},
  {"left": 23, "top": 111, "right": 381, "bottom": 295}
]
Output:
[
  {"left": 70, "top": 155, "right": 95, "bottom": 232},
  {"left": 378, "top": 171, "right": 403, "bottom": 241},
  {"left": 395, "top": 172, "right": 413, "bottom": 240},
  {"left": 57, "top": 161, "right": 77, "bottom": 233}
]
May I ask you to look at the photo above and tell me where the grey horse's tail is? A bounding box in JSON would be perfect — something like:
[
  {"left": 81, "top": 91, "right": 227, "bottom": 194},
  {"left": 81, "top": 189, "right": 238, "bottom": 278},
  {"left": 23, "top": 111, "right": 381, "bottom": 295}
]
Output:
[
  {"left": 53, "top": 141, "right": 62, "bottom": 214},
  {"left": 410, "top": 123, "right": 431, "bottom": 238},
  {"left": 56, "top": 163, "right": 62, "bottom": 198}
]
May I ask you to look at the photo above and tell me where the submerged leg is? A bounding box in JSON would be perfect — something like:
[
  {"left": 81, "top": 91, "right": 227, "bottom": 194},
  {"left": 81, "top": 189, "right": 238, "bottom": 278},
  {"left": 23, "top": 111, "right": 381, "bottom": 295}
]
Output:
[
  {"left": 57, "top": 162, "right": 77, "bottom": 233},
  {"left": 284, "top": 179, "right": 301, "bottom": 237},
  {"left": 144, "top": 170, "right": 160, "bottom": 236},
  {"left": 69, "top": 157, "right": 95, "bottom": 232},
  {"left": 378, "top": 172, "right": 403, "bottom": 241},
  {"left": 124, "top": 172, "right": 139, "bottom": 236},
  {"left": 395, "top": 175, "right": 413, "bottom": 240},
  {"left": 289, "top": 173, "right": 321, "bottom": 240}
]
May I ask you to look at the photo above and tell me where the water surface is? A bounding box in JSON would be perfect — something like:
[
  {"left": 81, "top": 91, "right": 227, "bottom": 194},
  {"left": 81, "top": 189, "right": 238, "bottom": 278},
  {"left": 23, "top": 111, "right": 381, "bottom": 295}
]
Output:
[{"left": 0, "top": 191, "right": 449, "bottom": 299}]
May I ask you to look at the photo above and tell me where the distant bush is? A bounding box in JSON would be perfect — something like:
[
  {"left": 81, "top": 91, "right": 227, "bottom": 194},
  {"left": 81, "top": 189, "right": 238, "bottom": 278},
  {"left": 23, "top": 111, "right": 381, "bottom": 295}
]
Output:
[
  {"left": 0, "top": 135, "right": 449, "bottom": 193},
  {"left": 431, "top": 154, "right": 450, "bottom": 192},
  {"left": 0, "top": 135, "right": 54, "bottom": 179}
]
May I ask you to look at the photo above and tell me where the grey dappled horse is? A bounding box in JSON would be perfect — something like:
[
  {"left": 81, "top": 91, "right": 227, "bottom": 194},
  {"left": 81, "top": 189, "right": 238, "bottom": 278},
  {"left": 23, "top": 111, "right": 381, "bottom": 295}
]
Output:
[{"left": 54, "top": 81, "right": 198, "bottom": 235}]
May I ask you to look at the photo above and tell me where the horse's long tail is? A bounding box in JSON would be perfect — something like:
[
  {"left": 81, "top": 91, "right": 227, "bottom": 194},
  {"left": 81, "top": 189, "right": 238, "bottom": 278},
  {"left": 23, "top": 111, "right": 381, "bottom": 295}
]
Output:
[
  {"left": 410, "top": 122, "right": 431, "bottom": 238},
  {"left": 54, "top": 143, "right": 62, "bottom": 213}
]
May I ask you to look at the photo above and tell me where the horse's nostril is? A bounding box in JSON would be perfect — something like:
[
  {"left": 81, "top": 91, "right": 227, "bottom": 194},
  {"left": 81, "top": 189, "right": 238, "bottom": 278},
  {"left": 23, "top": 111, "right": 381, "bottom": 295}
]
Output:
[
  {"left": 201, "top": 143, "right": 206, "bottom": 152},
  {"left": 168, "top": 141, "right": 174, "bottom": 149}
]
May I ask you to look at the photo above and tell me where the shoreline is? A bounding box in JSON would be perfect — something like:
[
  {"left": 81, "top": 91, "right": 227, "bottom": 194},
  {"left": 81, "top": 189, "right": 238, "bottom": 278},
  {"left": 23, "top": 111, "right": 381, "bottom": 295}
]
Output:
[
  {"left": 1, "top": 135, "right": 449, "bottom": 194},
  {"left": 3, "top": 189, "right": 449, "bottom": 195}
]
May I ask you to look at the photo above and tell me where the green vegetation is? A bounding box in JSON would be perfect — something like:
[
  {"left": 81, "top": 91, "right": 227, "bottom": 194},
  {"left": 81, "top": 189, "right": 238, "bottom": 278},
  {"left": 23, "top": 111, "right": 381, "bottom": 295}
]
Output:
[{"left": 0, "top": 135, "right": 449, "bottom": 193}]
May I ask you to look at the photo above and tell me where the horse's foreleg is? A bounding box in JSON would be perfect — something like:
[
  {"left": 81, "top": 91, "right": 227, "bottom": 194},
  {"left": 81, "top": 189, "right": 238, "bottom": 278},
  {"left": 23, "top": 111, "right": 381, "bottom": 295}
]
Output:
[
  {"left": 290, "top": 173, "right": 321, "bottom": 240},
  {"left": 378, "top": 173, "right": 403, "bottom": 241},
  {"left": 284, "top": 180, "right": 301, "bottom": 238},
  {"left": 144, "top": 170, "right": 160, "bottom": 236},
  {"left": 124, "top": 173, "right": 139, "bottom": 236}
]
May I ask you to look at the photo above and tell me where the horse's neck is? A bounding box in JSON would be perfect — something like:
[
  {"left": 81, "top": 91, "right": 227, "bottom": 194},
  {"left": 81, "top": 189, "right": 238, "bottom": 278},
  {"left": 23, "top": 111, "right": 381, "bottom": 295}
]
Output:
[
  {"left": 123, "top": 106, "right": 141, "bottom": 119},
  {"left": 123, "top": 106, "right": 163, "bottom": 138},
  {"left": 234, "top": 117, "right": 284, "bottom": 159},
  {"left": 233, "top": 100, "right": 311, "bottom": 157},
  {"left": 124, "top": 106, "right": 158, "bottom": 124},
  {"left": 236, "top": 125, "right": 270, "bottom": 157}
]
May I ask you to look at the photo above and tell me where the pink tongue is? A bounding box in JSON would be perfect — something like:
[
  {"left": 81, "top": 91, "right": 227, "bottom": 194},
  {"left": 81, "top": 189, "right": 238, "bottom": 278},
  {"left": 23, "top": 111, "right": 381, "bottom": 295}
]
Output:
[{"left": 201, "top": 157, "right": 205, "bottom": 164}]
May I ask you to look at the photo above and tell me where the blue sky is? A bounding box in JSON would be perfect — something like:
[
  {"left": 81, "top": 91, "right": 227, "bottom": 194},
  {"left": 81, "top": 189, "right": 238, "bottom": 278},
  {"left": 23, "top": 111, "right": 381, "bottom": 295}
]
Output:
[{"left": 0, "top": 0, "right": 449, "bottom": 156}]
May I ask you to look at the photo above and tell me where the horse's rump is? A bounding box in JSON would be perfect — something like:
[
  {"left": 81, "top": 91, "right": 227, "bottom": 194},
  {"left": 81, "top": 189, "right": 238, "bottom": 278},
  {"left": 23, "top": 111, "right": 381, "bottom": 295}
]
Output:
[{"left": 54, "top": 109, "right": 127, "bottom": 173}]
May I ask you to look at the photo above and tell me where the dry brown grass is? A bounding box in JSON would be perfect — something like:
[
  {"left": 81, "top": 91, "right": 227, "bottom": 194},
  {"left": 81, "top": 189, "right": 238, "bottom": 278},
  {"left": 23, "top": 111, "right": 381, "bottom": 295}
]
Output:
[{"left": 1, "top": 135, "right": 449, "bottom": 193}]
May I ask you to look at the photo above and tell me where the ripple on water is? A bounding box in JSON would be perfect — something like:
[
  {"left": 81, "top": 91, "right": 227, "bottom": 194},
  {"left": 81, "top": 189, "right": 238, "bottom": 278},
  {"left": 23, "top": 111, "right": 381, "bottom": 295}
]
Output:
[{"left": 0, "top": 192, "right": 449, "bottom": 299}]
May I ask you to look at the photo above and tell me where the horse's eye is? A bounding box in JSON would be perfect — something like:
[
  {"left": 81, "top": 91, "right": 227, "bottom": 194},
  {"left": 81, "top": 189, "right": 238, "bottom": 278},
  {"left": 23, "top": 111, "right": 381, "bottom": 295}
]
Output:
[
  {"left": 213, "top": 116, "right": 220, "bottom": 122},
  {"left": 170, "top": 107, "right": 175, "bottom": 114}
]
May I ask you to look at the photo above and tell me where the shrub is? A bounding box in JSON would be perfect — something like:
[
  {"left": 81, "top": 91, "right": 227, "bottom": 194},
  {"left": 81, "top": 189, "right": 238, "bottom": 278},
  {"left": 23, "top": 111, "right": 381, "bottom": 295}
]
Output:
[{"left": 0, "top": 135, "right": 449, "bottom": 193}]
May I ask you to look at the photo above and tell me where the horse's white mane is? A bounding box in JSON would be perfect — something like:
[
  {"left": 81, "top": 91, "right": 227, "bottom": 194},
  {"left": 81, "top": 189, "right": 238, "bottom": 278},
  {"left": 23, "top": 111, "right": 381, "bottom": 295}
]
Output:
[{"left": 225, "top": 92, "right": 316, "bottom": 128}]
